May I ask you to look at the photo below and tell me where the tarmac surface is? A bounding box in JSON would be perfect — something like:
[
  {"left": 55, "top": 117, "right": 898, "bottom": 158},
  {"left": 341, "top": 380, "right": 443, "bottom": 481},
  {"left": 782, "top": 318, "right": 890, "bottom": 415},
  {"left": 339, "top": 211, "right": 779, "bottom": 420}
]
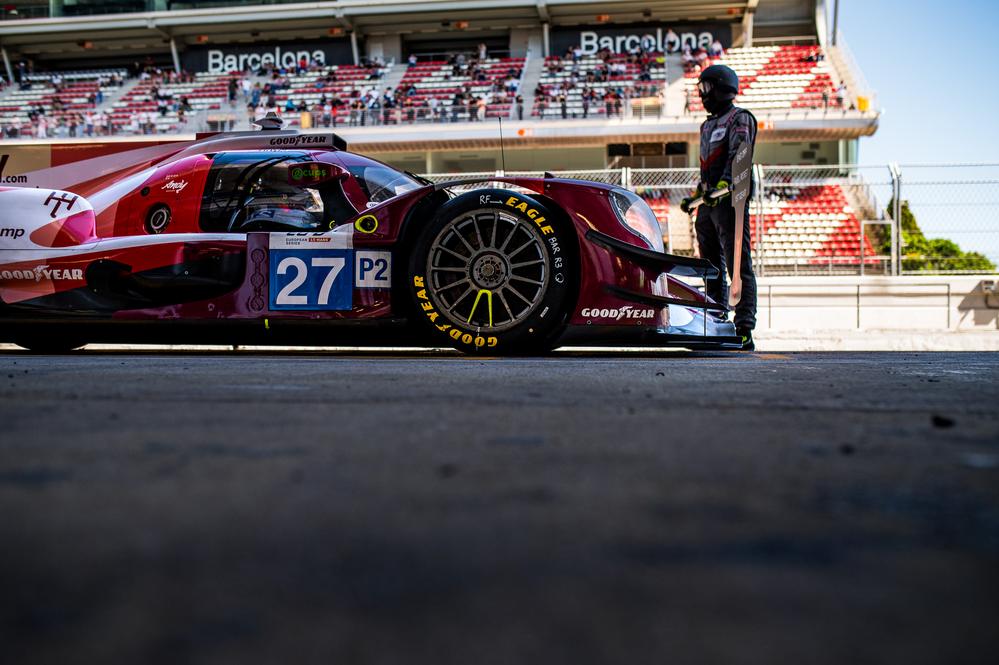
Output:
[{"left": 1, "top": 349, "right": 998, "bottom": 665}]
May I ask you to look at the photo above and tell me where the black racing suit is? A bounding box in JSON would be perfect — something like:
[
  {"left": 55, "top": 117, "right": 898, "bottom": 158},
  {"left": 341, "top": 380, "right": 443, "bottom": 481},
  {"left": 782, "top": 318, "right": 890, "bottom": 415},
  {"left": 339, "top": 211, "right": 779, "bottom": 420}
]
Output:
[{"left": 695, "top": 104, "right": 758, "bottom": 332}]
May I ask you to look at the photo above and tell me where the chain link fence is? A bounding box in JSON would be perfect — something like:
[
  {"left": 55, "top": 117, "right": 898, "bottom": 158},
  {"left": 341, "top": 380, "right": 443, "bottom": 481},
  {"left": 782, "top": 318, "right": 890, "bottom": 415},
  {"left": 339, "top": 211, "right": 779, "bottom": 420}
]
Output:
[
  {"left": 420, "top": 164, "right": 999, "bottom": 276},
  {"left": 895, "top": 164, "right": 999, "bottom": 275}
]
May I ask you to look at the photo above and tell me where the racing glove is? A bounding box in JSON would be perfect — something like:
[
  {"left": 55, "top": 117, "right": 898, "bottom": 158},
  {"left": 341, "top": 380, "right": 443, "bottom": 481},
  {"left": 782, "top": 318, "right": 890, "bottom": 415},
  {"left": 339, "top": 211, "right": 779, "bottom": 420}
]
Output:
[
  {"left": 701, "top": 180, "right": 730, "bottom": 208},
  {"left": 679, "top": 184, "right": 705, "bottom": 214},
  {"left": 680, "top": 194, "right": 699, "bottom": 215}
]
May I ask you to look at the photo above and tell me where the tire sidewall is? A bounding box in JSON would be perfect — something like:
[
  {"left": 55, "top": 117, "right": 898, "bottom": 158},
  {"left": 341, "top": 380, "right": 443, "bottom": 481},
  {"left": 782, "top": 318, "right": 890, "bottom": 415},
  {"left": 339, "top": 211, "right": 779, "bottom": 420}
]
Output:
[{"left": 407, "top": 189, "right": 574, "bottom": 353}]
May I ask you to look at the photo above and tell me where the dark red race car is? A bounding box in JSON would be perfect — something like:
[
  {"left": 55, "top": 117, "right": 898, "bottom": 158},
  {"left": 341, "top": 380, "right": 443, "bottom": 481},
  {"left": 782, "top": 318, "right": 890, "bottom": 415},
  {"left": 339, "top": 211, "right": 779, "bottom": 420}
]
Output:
[{"left": 0, "top": 124, "right": 738, "bottom": 353}]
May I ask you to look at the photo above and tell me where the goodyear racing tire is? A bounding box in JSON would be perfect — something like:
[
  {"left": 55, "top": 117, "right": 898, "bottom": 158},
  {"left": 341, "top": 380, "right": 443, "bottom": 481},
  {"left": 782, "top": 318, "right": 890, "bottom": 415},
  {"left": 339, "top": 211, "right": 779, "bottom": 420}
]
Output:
[{"left": 407, "top": 189, "right": 575, "bottom": 354}]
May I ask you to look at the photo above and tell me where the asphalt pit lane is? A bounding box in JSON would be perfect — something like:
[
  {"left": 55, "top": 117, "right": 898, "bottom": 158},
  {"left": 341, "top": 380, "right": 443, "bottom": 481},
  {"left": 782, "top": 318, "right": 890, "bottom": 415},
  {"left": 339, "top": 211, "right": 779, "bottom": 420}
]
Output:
[
  {"left": 932, "top": 415, "right": 956, "bottom": 429},
  {"left": 437, "top": 463, "right": 459, "bottom": 479},
  {"left": 487, "top": 436, "right": 545, "bottom": 447},
  {"left": 0, "top": 468, "right": 72, "bottom": 487}
]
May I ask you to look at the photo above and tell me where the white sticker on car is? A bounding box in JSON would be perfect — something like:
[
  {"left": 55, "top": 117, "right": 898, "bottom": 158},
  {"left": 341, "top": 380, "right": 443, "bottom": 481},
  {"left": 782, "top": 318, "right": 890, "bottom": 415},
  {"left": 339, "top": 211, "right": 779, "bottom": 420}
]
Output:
[
  {"left": 355, "top": 250, "right": 391, "bottom": 288},
  {"left": 269, "top": 232, "right": 352, "bottom": 250}
]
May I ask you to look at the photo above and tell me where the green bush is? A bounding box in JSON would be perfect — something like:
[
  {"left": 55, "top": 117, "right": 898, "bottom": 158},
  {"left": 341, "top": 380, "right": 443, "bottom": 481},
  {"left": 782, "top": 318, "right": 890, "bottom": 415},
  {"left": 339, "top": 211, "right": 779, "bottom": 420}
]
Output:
[{"left": 883, "top": 200, "right": 996, "bottom": 272}]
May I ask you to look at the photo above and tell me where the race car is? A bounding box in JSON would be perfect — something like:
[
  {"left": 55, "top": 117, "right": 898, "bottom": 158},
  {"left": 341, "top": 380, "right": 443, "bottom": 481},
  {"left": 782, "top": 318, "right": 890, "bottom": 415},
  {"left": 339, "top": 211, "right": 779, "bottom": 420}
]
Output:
[{"left": 0, "top": 122, "right": 739, "bottom": 353}]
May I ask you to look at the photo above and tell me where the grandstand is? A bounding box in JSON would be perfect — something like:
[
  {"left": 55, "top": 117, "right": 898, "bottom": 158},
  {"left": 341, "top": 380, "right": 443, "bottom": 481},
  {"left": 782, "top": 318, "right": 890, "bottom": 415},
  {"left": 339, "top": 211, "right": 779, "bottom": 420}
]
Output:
[
  {"left": 682, "top": 45, "right": 844, "bottom": 113},
  {"left": 0, "top": 0, "right": 891, "bottom": 274},
  {"left": 534, "top": 51, "right": 667, "bottom": 119}
]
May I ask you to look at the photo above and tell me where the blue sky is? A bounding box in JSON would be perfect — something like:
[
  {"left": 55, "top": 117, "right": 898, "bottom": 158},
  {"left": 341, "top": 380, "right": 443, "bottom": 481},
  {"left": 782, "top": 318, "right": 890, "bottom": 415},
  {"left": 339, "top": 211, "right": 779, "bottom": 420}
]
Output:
[{"left": 837, "top": 0, "right": 999, "bottom": 165}]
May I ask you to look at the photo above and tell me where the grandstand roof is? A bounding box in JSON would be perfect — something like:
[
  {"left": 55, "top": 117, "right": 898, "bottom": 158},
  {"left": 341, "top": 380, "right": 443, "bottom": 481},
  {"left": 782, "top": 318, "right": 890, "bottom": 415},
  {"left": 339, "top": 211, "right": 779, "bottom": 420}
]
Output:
[{"left": 0, "top": 0, "right": 784, "bottom": 63}]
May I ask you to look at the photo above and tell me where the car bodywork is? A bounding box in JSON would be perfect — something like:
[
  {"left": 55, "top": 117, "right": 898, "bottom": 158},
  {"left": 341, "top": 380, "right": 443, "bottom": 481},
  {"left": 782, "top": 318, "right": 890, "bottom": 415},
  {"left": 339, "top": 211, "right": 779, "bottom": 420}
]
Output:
[{"left": 0, "top": 128, "right": 739, "bottom": 351}]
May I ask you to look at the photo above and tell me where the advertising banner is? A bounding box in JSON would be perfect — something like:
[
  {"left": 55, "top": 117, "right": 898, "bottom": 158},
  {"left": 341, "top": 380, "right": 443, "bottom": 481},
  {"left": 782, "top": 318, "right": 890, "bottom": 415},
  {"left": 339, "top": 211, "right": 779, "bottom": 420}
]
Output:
[
  {"left": 182, "top": 39, "right": 354, "bottom": 74},
  {"left": 551, "top": 22, "right": 733, "bottom": 56}
]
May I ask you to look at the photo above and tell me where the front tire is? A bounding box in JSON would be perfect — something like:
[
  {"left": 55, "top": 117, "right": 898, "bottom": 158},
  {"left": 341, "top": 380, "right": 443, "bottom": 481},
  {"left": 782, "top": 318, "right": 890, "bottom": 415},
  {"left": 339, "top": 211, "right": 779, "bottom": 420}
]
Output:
[{"left": 406, "top": 189, "right": 575, "bottom": 354}]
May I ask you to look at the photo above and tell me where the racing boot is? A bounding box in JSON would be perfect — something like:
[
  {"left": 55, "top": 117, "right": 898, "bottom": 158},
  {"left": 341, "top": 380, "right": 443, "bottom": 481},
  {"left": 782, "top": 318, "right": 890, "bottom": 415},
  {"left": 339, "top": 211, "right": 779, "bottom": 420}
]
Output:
[{"left": 737, "top": 328, "right": 755, "bottom": 351}]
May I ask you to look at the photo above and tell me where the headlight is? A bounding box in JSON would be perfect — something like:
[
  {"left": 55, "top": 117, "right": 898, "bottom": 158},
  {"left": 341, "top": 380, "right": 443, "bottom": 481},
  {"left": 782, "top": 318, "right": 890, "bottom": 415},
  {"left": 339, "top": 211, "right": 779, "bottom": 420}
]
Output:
[{"left": 609, "top": 189, "right": 665, "bottom": 253}]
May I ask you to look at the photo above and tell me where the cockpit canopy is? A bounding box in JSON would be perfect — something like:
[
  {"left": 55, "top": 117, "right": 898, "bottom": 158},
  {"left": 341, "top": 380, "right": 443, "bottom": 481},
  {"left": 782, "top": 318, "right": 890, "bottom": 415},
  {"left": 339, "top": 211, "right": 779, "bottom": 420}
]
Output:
[{"left": 199, "top": 151, "right": 422, "bottom": 233}]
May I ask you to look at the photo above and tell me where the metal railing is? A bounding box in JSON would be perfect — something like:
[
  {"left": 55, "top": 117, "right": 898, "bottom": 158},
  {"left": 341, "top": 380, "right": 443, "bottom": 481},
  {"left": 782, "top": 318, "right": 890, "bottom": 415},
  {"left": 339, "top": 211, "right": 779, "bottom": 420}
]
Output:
[{"left": 421, "top": 164, "right": 999, "bottom": 276}]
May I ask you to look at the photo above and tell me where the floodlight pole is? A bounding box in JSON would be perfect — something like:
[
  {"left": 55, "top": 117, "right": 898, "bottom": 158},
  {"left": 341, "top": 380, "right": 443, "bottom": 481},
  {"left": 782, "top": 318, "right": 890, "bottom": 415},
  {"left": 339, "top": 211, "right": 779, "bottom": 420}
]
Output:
[
  {"left": 832, "top": 0, "right": 840, "bottom": 45},
  {"left": 1, "top": 47, "right": 14, "bottom": 88},
  {"left": 169, "top": 38, "right": 181, "bottom": 75},
  {"left": 888, "top": 162, "right": 902, "bottom": 276},
  {"left": 350, "top": 31, "right": 360, "bottom": 66}
]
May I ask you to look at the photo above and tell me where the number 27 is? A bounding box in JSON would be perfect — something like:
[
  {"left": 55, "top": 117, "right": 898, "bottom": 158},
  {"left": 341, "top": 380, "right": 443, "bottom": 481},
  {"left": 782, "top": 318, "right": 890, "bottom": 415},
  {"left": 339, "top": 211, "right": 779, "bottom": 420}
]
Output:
[{"left": 276, "top": 256, "right": 344, "bottom": 305}]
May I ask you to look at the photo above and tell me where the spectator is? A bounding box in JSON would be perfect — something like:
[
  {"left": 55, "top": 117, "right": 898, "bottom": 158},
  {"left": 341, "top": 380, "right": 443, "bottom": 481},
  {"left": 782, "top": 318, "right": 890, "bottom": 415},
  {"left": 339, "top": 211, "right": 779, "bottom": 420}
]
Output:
[
  {"left": 381, "top": 96, "right": 393, "bottom": 125},
  {"left": 515, "top": 94, "right": 524, "bottom": 121},
  {"left": 408, "top": 54, "right": 417, "bottom": 67},
  {"left": 664, "top": 28, "right": 680, "bottom": 52},
  {"left": 681, "top": 46, "right": 695, "bottom": 72},
  {"left": 478, "top": 42, "right": 488, "bottom": 61},
  {"left": 835, "top": 83, "right": 846, "bottom": 107},
  {"left": 604, "top": 91, "right": 615, "bottom": 117},
  {"left": 710, "top": 39, "right": 724, "bottom": 58}
]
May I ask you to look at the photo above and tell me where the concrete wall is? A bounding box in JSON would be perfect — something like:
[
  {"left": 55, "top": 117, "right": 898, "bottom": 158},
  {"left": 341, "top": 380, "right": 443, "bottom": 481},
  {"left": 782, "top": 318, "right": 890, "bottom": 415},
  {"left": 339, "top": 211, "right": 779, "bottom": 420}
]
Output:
[
  {"left": 367, "top": 146, "right": 608, "bottom": 173},
  {"left": 509, "top": 28, "right": 542, "bottom": 59},
  {"left": 366, "top": 35, "right": 402, "bottom": 64},
  {"left": 755, "top": 276, "right": 999, "bottom": 331},
  {"left": 685, "top": 140, "right": 841, "bottom": 167}
]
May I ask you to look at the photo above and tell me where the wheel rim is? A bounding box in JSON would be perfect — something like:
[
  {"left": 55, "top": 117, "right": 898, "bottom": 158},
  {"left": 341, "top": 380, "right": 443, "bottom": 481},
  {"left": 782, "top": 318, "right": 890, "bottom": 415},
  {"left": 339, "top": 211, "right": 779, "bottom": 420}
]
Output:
[{"left": 427, "top": 209, "right": 549, "bottom": 332}]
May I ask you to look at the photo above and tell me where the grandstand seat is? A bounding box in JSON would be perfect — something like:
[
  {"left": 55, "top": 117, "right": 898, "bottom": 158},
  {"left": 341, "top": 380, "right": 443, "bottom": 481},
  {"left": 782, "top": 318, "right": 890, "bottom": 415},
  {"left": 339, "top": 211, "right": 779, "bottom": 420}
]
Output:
[
  {"left": 684, "top": 45, "right": 843, "bottom": 113},
  {"left": 0, "top": 69, "right": 126, "bottom": 137},
  {"left": 533, "top": 53, "right": 667, "bottom": 119},
  {"left": 109, "top": 71, "right": 236, "bottom": 133},
  {"left": 748, "top": 184, "right": 878, "bottom": 267}
]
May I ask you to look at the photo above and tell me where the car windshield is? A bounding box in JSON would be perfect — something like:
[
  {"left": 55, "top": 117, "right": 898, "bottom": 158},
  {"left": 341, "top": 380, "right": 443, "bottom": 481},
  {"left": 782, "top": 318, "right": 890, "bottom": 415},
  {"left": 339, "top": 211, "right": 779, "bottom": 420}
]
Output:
[
  {"left": 349, "top": 164, "right": 422, "bottom": 205},
  {"left": 200, "top": 152, "right": 357, "bottom": 232}
]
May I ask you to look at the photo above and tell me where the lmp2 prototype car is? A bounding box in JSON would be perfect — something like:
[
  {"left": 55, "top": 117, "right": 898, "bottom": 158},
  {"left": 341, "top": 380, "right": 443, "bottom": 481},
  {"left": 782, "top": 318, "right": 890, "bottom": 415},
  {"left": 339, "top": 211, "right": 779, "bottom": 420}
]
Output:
[{"left": 0, "top": 124, "right": 739, "bottom": 353}]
